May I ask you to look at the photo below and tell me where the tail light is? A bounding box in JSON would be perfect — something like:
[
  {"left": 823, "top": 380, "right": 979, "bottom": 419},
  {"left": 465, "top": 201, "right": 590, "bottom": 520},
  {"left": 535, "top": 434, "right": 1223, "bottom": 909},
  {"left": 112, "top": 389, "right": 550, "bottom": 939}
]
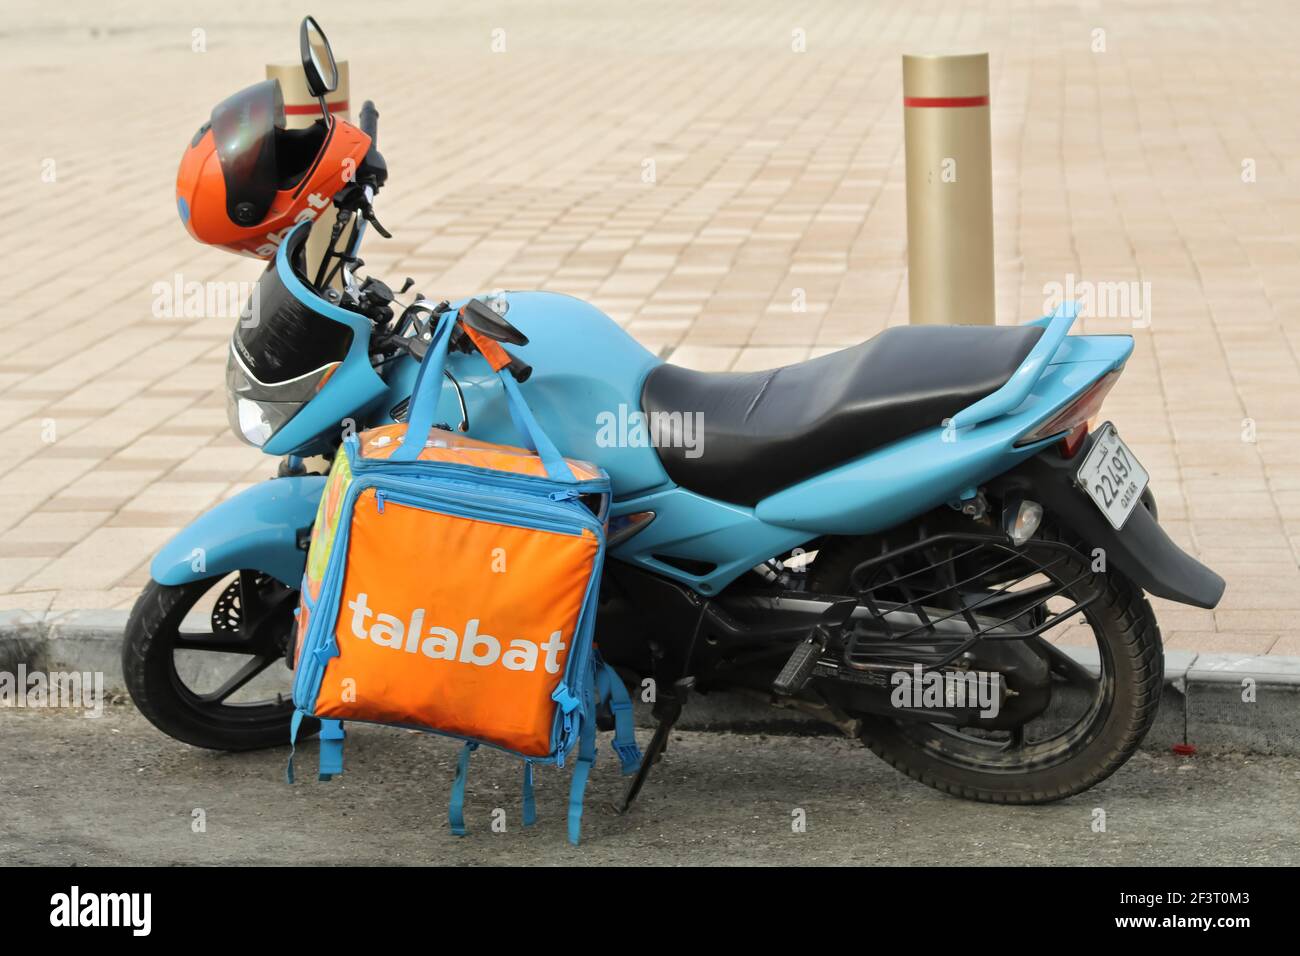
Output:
[
  {"left": 1014, "top": 367, "right": 1123, "bottom": 451},
  {"left": 1058, "top": 422, "right": 1090, "bottom": 459}
]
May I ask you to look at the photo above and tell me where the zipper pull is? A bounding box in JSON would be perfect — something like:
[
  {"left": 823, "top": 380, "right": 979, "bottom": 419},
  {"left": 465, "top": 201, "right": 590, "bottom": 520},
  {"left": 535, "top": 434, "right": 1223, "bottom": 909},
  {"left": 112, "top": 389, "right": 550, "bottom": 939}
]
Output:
[
  {"left": 548, "top": 489, "right": 580, "bottom": 501},
  {"left": 375, "top": 490, "right": 386, "bottom": 513}
]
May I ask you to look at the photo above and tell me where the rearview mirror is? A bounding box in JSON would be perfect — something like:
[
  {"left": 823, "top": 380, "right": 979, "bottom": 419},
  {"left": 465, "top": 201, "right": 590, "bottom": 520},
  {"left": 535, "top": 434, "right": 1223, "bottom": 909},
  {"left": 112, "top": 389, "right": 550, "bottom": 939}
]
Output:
[
  {"left": 461, "top": 298, "right": 529, "bottom": 347},
  {"left": 299, "top": 16, "right": 338, "bottom": 97}
]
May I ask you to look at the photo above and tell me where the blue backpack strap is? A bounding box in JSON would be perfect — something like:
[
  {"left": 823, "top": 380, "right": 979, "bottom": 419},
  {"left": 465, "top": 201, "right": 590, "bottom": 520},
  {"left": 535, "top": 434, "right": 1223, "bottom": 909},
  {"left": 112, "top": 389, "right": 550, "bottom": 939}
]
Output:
[
  {"left": 522, "top": 762, "right": 537, "bottom": 828},
  {"left": 286, "top": 709, "right": 305, "bottom": 784},
  {"left": 595, "top": 656, "right": 642, "bottom": 775},
  {"left": 393, "top": 309, "right": 576, "bottom": 483},
  {"left": 566, "top": 678, "right": 599, "bottom": 846},
  {"left": 449, "top": 741, "right": 478, "bottom": 837},
  {"left": 391, "top": 313, "right": 455, "bottom": 463},
  {"left": 497, "top": 371, "right": 576, "bottom": 483},
  {"left": 317, "top": 719, "right": 346, "bottom": 781}
]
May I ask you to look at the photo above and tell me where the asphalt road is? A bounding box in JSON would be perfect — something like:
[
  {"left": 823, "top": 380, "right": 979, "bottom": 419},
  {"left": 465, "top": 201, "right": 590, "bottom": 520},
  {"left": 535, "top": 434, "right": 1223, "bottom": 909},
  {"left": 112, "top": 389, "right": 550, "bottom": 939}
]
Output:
[{"left": 1, "top": 705, "right": 1297, "bottom": 866}]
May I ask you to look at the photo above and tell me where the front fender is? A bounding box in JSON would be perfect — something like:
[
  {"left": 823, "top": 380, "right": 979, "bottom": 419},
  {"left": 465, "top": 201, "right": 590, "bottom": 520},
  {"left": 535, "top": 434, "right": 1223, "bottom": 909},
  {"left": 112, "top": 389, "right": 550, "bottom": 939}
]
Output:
[{"left": 150, "top": 476, "right": 326, "bottom": 588}]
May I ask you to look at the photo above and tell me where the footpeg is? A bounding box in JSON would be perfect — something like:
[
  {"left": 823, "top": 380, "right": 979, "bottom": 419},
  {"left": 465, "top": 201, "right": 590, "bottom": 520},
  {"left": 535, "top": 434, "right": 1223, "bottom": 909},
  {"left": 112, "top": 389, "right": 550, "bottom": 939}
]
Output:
[
  {"left": 771, "top": 598, "right": 857, "bottom": 696},
  {"left": 772, "top": 640, "right": 822, "bottom": 695}
]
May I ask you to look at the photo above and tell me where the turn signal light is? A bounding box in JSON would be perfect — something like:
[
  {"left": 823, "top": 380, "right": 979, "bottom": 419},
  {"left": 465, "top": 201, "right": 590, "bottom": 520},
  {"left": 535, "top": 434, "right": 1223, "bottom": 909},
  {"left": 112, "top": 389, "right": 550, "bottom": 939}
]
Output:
[
  {"left": 607, "top": 511, "right": 655, "bottom": 547},
  {"left": 1014, "top": 368, "right": 1122, "bottom": 450}
]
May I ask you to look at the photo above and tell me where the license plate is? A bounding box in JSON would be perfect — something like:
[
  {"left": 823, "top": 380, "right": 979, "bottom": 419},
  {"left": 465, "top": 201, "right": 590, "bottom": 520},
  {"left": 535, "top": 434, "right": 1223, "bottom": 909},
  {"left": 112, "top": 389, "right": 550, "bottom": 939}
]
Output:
[{"left": 1076, "top": 422, "right": 1149, "bottom": 530}]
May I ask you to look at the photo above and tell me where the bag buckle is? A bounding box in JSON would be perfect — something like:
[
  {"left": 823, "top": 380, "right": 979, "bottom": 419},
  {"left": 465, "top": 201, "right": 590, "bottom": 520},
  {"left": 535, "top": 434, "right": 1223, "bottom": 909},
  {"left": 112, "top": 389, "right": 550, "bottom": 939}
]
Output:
[
  {"left": 311, "top": 639, "right": 338, "bottom": 666},
  {"left": 551, "top": 685, "right": 581, "bottom": 714},
  {"left": 614, "top": 741, "right": 642, "bottom": 773}
]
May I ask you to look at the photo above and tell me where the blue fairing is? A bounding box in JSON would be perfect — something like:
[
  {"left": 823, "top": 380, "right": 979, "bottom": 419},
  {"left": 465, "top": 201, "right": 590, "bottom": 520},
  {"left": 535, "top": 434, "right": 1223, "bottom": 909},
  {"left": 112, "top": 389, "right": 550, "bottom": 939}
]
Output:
[
  {"left": 391, "top": 292, "right": 672, "bottom": 496},
  {"left": 606, "top": 310, "right": 1133, "bottom": 593},
  {"left": 602, "top": 358, "right": 1128, "bottom": 595},
  {"left": 157, "top": 273, "right": 1134, "bottom": 598},
  {"left": 150, "top": 476, "right": 325, "bottom": 587},
  {"left": 753, "top": 359, "right": 1115, "bottom": 532},
  {"left": 261, "top": 222, "right": 390, "bottom": 457}
]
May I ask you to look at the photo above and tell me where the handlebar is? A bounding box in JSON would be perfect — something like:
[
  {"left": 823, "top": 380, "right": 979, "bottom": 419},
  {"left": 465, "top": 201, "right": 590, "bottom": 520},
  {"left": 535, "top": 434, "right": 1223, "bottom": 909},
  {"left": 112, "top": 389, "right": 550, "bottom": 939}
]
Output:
[
  {"left": 359, "top": 100, "right": 379, "bottom": 145},
  {"left": 351, "top": 102, "right": 532, "bottom": 383},
  {"left": 502, "top": 350, "right": 533, "bottom": 384}
]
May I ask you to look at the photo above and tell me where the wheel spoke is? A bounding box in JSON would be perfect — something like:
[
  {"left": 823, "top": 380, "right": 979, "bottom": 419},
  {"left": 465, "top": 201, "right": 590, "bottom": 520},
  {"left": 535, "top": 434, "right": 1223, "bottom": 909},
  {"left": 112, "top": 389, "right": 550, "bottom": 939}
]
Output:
[
  {"left": 174, "top": 632, "right": 262, "bottom": 654},
  {"left": 196, "top": 655, "right": 277, "bottom": 704}
]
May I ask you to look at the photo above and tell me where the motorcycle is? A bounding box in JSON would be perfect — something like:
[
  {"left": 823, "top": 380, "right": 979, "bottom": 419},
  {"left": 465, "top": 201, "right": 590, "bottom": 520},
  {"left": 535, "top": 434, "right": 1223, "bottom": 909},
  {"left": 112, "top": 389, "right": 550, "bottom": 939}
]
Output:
[{"left": 124, "top": 17, "right": 1224, "bottom": 809}]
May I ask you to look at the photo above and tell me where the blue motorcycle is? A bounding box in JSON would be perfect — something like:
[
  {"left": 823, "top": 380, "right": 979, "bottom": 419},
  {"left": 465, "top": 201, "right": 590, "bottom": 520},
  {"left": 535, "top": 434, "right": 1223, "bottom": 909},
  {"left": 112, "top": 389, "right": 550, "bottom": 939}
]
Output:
[{"left": 125, "top": 19, "right": 1223, "bottom": 807}]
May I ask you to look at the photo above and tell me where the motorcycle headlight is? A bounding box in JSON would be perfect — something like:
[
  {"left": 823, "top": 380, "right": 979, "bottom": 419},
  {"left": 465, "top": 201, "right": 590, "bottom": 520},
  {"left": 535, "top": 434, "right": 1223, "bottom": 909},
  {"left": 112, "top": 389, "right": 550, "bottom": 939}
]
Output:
[
  {"left": 225, "top": 342, "right": 338, "bottom": 447},
  {"left": 233, "top": 396, "right": 275, "bottom": 446}
]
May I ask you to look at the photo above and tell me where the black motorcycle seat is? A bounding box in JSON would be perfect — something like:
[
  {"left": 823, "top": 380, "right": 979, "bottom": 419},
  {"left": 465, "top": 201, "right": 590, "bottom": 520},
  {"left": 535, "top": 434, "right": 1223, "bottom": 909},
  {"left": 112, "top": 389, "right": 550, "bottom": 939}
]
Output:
[{"left": 639, "top": 323, "right": 1044, "bottom": 506}]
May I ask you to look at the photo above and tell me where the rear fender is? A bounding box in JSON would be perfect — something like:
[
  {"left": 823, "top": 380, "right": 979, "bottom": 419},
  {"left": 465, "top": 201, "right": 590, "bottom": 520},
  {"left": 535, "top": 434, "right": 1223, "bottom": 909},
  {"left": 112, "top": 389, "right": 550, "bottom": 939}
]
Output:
[
  {"left": 991, "top": 442, "right": 1225, "bottom": 608},
  {"left": 149, "top": 476, "right": 326, "bottom": 588}
]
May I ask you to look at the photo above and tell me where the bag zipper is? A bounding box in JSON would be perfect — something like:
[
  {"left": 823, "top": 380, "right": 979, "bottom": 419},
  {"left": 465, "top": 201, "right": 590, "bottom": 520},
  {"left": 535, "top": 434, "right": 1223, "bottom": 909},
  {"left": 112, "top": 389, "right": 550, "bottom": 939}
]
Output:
[
  {"left": 353, "top": 453, "right": 609, "bottom": 498},
  {"left": 367, "top": 474, "right": 602, "bottom": 539}
]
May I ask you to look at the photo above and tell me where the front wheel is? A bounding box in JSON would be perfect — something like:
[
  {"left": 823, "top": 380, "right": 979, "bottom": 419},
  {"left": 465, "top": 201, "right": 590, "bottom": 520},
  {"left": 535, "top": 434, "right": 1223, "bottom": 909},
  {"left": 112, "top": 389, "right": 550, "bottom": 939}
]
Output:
[
  {"left": 123, "top": 573, "right": 313, "bottom": 751},
  {"left": 811, "top": 519, "right": 1164, "bottom": 804}
]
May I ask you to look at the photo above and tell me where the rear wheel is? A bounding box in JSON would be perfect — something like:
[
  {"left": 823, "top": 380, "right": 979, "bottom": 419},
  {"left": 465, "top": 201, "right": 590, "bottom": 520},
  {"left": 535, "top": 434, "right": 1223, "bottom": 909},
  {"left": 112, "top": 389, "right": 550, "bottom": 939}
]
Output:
[
  {"left": 122, "top": 573, "right": 313, "bottom": 751},
  {"left": 810, "top": 519, "right": 1163, "bottom": 804}
]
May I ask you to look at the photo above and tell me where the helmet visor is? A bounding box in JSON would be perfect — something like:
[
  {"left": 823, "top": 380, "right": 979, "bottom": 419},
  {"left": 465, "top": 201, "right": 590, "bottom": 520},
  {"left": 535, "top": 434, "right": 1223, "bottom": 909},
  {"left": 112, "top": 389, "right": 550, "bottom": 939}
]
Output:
[{"left": 210, "top": 79, "right": 285, "bottom": 227}]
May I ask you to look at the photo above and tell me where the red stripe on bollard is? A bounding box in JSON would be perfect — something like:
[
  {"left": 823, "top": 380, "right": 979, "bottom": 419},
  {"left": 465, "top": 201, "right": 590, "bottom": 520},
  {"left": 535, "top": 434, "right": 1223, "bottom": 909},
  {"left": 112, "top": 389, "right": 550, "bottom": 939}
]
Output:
[
  {"left": 903, "top": 95, "right": 989, "bottom": 108},
  {"left": 284, "top": 100, "right": 350, "bottom": 115}
]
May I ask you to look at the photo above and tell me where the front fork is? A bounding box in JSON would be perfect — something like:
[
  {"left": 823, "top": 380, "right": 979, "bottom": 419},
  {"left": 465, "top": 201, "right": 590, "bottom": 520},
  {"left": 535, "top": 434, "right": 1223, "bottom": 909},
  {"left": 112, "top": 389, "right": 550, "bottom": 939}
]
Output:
[{"left": 277, "top": 455, "right": 307, "bottom": 478}]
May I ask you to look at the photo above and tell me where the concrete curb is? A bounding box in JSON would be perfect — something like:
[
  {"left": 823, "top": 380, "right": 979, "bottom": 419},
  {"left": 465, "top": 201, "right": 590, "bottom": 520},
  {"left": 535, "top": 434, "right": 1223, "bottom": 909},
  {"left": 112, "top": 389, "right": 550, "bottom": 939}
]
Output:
[{"left": 1, "top": 610, "right": 1297, "bottom": 754}]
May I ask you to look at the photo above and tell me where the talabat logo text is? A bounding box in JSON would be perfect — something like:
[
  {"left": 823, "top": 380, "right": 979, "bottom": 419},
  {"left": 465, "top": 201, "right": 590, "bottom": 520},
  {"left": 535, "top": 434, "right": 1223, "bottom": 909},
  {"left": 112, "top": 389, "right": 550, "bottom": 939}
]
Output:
[{"left": 346, "top": 593, "right": 566, "bottom": 674}]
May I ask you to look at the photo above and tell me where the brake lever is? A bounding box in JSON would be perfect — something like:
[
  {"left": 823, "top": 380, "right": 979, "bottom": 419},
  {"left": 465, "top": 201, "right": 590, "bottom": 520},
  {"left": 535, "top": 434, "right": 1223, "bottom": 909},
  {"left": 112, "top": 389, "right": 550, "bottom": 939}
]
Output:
[{"left": 363, "top": 205, "right": 392, "bottom": 239}]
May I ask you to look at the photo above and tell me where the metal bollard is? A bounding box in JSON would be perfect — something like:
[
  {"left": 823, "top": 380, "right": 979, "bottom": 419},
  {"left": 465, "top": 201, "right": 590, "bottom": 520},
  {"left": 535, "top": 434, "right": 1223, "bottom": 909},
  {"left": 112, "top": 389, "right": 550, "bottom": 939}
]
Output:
[
  {"left": 266, "top": 60, "right": 351, "bottom": 287},
  {"left": 902, "top": 53, "right": 995, "bottom": 326}
]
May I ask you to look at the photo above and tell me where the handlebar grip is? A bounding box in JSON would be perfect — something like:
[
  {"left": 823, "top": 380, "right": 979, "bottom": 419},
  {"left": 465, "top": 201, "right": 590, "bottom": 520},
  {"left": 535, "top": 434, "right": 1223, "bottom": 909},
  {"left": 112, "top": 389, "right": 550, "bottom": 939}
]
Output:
[
  {"left": 359, "top": 100, "right": 379, "bottom": 145},
  {"left": 504, "top": 352, "right": 532, "bottom": 383}
]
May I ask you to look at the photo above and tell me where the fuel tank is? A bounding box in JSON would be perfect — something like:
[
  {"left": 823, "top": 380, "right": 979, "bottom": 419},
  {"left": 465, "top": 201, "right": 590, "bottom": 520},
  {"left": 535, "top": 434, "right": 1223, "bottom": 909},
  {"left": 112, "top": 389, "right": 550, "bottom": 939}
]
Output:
[{"left": 386, "top": 291, "right": 672, "bottom": 496}]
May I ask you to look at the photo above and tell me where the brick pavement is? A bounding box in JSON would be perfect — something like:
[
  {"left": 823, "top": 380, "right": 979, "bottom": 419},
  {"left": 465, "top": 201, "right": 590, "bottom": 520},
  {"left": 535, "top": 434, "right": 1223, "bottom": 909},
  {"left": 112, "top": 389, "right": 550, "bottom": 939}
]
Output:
[{"left": 3, "top": 1, "right": 1299, "bottom": 653}]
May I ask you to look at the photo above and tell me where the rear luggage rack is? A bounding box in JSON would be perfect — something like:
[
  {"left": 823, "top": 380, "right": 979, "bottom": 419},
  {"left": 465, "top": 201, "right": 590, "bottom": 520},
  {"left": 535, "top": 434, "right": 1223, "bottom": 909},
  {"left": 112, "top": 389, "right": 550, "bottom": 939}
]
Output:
[{"left": 844, "top": 532, "right": 1094, "bottom": 672}]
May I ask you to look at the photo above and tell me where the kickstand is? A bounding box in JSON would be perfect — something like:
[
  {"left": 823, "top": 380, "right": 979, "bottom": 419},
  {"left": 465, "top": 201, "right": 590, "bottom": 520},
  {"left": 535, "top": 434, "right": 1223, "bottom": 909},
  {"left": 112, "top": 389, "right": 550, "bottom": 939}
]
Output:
[{"left": 617, "top": 676, "right": 695, "bottom": 814}]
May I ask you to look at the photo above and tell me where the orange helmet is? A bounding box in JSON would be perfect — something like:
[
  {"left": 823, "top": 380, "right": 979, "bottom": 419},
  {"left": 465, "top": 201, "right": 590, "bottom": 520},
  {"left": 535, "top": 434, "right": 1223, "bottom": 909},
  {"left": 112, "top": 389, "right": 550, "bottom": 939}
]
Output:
[{"left": 176, "top": 79, "right": 371, "bottom": 258}]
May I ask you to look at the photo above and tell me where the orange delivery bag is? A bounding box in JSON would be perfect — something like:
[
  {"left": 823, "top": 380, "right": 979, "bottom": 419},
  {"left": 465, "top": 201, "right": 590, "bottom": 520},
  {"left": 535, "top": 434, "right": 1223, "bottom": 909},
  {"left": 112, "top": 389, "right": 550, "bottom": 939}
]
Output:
[{"left": 288, "top": 308, "right": 640, "bottom": 844}]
